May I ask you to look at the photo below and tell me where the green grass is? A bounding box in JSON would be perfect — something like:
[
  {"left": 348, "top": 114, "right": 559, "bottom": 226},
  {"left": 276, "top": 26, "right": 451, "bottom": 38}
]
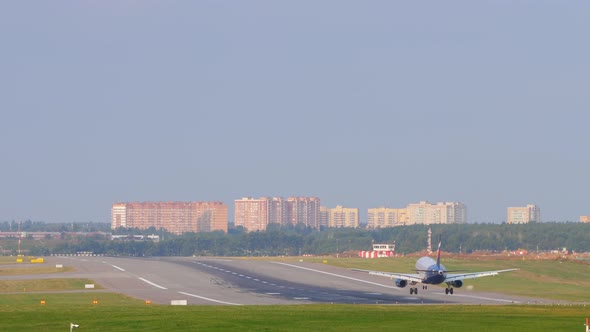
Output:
[
  {"left": 0, "top": 256, "right": 73, "bottom": 275},
  {"left": 0, "top": 256, "right": 33, "bottom": 265},
  {"left": 0, "top": 265, "right": 73, "bottom": 276},
  {"left": 0, "top": 293, "right": 588, "bottom": 331},
  {"left": 0, "top": 278, "right": 101, "bottom": 292}
]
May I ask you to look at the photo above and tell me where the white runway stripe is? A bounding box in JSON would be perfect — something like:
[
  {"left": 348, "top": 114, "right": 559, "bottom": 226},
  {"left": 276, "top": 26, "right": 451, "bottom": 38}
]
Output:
[
  {"left": 138, "top": 277, "right": 167, "bottom": 290},
  {"left": 272, "top": 262, "right": 400, "bottom": 290},
  {"left": 178, "top": 291, "right": 241, "bottom": 305}
]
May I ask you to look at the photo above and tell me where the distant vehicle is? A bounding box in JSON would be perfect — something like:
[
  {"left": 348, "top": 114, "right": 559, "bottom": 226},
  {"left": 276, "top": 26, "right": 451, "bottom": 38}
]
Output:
[{"left": 354, "top": 238, "right": 518, "bottom": 295}]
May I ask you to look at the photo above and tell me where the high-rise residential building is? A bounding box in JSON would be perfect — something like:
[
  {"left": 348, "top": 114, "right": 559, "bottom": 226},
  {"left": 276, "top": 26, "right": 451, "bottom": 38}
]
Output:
[
  {"left": 111, "top": 201, "right": 228, "bottom": 235},
  {"left": 367, "top": 201, "right": 465, "bottom": 228},
  {"left": 326, "top": 205, "right": 359, "bottom": 228},
  {"left": 268, "top": 197, "right": 287, "bottom": 225},
  {"left": 112, "top": 203, "right": 127, "bottom": 228},
  {"left": 507, "top": 204, "right": 540, "bottom": 224},
  {"left": 285, "top": 197, "right": 320, "bottom": 229},
  {"left": 367, "top": 207, "right": 407, "bottom": 228},
  {"left": 234, "top": 197, "right": 270, "bottom": 232},
  {"left": 319, "top": 206, "right": 330, "bottom": 228},
  {"left": 438, "top": 202, "right": 466, "bottom": 224},
  {"left": 580, "top": 216, "right": 590, "bottom": 223},
  {"left": 406, "top": 201, "right": 466, "bottom": 225},
  {"left": 234, "top": 196, "right": 321, "bottom": 232}
]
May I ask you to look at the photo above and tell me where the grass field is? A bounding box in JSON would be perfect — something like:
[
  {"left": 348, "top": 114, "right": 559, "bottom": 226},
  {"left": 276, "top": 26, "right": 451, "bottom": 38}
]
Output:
[
  {"left": 0, "top": 257, "right": 73, "bottom": 276},
  {"left": 0, "top": 265, "right": 74, "bottom": 276},
  {"left": 0, "top": 256, "right": 41, "bottom": 265},
  {"left": 0, "top": 293, "right": 588, "bottom": 332},
  {"left": 0, "top": 278, "right": 101, "bottom": 292}
]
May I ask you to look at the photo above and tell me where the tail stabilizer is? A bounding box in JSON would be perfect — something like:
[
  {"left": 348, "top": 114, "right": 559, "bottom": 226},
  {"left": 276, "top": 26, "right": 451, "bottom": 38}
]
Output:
[{"left": 436, "top": 237, "right": 442, "bottom": 268}]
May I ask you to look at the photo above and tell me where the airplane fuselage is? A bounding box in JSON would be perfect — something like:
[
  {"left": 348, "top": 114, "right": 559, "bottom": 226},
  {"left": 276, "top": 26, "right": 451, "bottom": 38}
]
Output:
[{"left": 416, "top": 256, "right": 447, "bottom": 285}]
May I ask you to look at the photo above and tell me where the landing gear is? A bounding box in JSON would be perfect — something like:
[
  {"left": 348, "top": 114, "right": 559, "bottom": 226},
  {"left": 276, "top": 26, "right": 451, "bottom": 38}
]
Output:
[
  {"left": 409, "top": 287, "right": 418, "bottom": 295},
  {"left": 444, "top": 282, "right": 455, "bottom": 295},
  {"left": 422, "top": 285, "right": 428, "bottom": 290}
]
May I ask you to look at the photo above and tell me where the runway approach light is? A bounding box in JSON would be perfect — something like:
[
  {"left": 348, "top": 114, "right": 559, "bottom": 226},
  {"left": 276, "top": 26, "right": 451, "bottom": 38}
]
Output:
[{"left": 70, "top": 323, "right": 79, "bottom": 332}]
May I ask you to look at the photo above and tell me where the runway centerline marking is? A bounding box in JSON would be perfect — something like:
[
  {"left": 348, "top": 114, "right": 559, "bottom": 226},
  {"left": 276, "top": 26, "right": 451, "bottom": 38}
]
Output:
[
  {"left": 111, "top": 265, "right": 126, "bottom": 272},
  {"left": 272, "top": 262, "right": 400, "bottom": 290},
  {"left": 178, "top": 291, "right": 241, "bottom": 305},
  {"left": 138, "top": 277, "right": 167, "bottom": 290}
]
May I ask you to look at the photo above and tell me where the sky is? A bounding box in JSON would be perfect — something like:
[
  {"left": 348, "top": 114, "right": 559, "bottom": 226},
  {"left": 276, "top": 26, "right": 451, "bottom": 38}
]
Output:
[{"left": 1, "top": 1, "right": 589, "bottom": 224}]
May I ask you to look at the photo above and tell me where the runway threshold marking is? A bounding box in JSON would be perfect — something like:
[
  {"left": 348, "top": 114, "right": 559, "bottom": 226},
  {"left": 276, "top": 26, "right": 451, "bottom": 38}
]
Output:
[
  {"left": 138, "top": 277, "right": 168, "bottom": 290},
  {"left": 178, "top": 292, "right": 241, "bottom": 305},
  {"left": 271, "top": 262, "right": 400, "bottom": 290}
]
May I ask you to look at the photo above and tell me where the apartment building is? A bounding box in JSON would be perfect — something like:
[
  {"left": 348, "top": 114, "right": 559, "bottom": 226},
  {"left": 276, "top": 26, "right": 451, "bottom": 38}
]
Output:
[
  {"left": 111, "top": 201, "right": 228, "bottom": 234},
  {"left": 319, "top": 206, "right": 330, "bottom": 228},
  {"left": 268, "top": 197, "right": 287, "bottom": 224},
  {"left": 367, "top": 201, "right": 465, "bottom": 228},
  {"left": 406, "top": 201, "right": 466, "bottom": 225},
  {"left": 285, "top": 197, "right": 321, "bottom": 229},
  {"left": 507, "top": 204, "right": 541, "bottom": 224},
  {"left": 234, "top": 196, "right": 320, "bottom": 232},
  {"left": 367, "top": 207, "right": 407, "bottom": 228},
  {"left": 326, "top": 205, "right": 359, "bottom": 228},
  {"left": 234, "top": 197, "right": 269, "bottom": 232}
]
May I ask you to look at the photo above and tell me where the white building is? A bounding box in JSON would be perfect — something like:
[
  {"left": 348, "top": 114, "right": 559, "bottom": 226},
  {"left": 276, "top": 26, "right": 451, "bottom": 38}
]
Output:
[
  {"left": 507, "top": 204, "right": 540, "bottom": 224},
  {"left": 406, "top": 201, "right": 466, "bottom": 225}
]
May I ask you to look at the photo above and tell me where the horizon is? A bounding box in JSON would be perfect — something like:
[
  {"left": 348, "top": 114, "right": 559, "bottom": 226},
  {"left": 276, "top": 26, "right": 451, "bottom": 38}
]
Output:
[{"left": 2, "top": 2, "right": 589, "bottom": 224}]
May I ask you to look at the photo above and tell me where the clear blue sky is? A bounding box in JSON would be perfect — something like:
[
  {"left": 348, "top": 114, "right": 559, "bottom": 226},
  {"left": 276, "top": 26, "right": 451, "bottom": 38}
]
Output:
[{"left": 1, "top": 1, "right": 588, "bottom": 224}]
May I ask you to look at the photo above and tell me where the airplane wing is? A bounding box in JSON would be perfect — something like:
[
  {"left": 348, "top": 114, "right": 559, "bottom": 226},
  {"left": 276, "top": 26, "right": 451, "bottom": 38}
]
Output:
[
  {"left": 352, "top": 269, "right": 423, "bottom": 283},
  {"left": 445, "top": 268, "right": 518, "bottom": 282}
]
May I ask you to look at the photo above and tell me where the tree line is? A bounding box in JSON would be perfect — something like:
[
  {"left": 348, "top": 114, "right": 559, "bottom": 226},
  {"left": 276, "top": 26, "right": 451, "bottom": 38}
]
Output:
[{"left": 15, "top": 222, "right": 590, "bottom": 257}]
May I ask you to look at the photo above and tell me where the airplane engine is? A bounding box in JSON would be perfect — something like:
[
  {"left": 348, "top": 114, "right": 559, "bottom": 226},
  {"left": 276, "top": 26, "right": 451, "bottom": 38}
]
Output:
[
  {"left": 449, "top": 280, "right": 463, "bottom": 288},
  {"left": 395, "top": 279, "right": 407, "bottom": 288}
]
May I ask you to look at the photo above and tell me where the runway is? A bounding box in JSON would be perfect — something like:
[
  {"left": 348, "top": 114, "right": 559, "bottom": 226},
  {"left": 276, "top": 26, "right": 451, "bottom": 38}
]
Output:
[{"left": 3, "top": 256, "right": 544, "bottom": 306}]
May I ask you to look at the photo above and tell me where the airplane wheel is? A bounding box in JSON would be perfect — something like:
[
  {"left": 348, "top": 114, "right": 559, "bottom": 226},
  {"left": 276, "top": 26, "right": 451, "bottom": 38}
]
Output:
[
  {"left": 450, "top": 288, "right": 454, "bottom": 295},
  {"left": 445, "top": 288, "right": 449, "bottom": 294},
  {"left": 414, "top": 288, "right": 418, "bottom": 295},
  {"left": 410, "top": 288, "right": 414, "bottom": 295}
]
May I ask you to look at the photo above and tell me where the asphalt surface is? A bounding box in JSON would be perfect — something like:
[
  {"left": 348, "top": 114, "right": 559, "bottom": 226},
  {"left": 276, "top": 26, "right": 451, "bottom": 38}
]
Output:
[{"left": 2, "top": 256, "right": 550, "bottom": 306}]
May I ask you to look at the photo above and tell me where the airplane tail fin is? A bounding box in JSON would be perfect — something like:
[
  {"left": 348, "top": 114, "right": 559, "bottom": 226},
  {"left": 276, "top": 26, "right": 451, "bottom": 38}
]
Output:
[{"left": 436, "top": 237, "right": 442, "bottom": 268}]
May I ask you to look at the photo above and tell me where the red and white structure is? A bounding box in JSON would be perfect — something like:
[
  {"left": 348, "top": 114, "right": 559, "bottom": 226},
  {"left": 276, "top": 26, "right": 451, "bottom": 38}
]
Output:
[{"left": 359, "top": 242, "right": 395, "bottom": 258}]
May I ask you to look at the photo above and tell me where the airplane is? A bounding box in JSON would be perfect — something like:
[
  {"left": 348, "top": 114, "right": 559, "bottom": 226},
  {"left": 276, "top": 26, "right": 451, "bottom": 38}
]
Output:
[{"left": 354, "top": 239, "right": 518, "bottom": 295}]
